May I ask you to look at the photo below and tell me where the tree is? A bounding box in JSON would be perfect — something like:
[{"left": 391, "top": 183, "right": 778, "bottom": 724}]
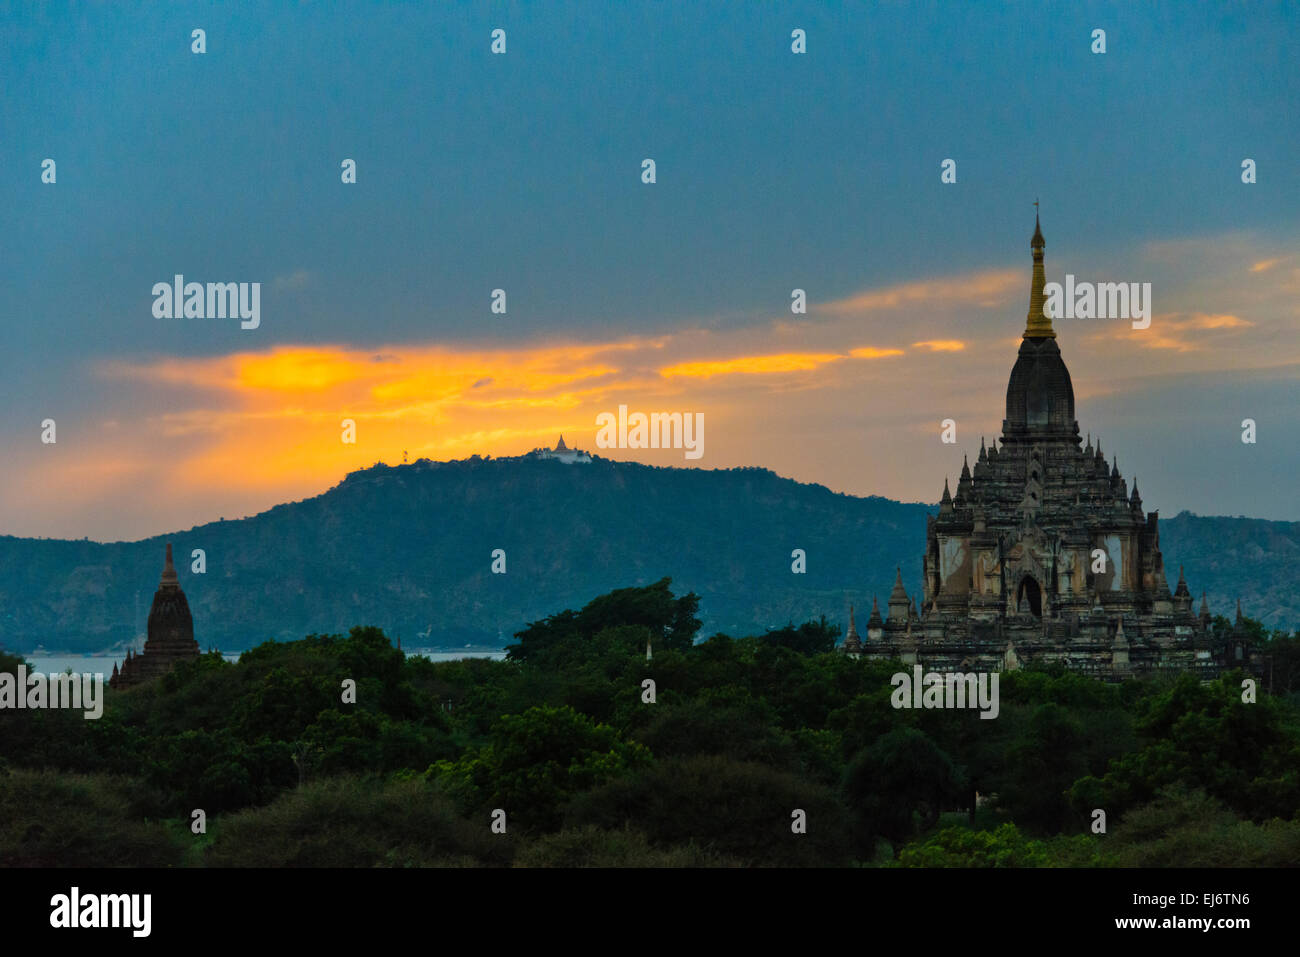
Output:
[
  {"left": 995, "top": 702, "right": 1090, "bottom": 834},
  {"left": 760, "top": 617, "right": 840, "bottom": 655},
  {"left": 506, "top": 579, "right": 701, "bottom": 665},
  {"left": 843, "top": 728, "right": 966, "bottom": 853},
  {"left": 429, "top": 704, "right": 650, "bottom": 831}
]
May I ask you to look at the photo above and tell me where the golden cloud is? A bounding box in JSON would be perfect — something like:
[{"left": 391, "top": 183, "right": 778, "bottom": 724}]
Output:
[
  {"left": 819, "top": 269, "right": 1021, "bottom": 315},
  {"left": 660, "top": 352, "right": 846, "bottom": 378},
  {"left": 911, "top": 340, "right": 967, "bottom": 352}
]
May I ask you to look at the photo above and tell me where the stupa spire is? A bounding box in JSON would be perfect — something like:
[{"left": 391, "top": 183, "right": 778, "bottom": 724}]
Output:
[
  {"left": 891, "top": 567, "right": 906, "bottom": 599},
  {"left": 1024, "top": 205, "right": 1056, "bottom": 339},
  {"left": 160, "top": 542, "right": 178, "bottom": 588},
  {"left": 842, "top": 603, "right": 863, "bottom": 654}
]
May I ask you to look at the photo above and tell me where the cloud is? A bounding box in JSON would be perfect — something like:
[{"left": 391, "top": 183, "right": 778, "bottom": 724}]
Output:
[
  {"left": 849, "top": 346, "right": 906, "bottom": 359},
  {"left": 911, "top": 340, "right": 967, "bottom": 352},
  {"left": 1099, "top": 312, "right": 1255, "bottom": 352},
  {"left": 661, "top": 352, "right": 846, "bottom": 378},
  {"left": 818, "top": 269, "right": 1021, "bottom": 315},
  {"left": 273, "top": 270, "right": 313, "bottom": 291}
]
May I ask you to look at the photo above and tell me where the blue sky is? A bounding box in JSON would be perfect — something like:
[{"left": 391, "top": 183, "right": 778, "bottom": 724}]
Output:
[{"left": 2, "top": 1, "right": 1298, "bottom": 539}]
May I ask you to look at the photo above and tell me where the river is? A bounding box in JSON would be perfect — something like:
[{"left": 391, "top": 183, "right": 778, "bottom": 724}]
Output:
[{"left": 25, "top": 648, "right": 507, "bottom": 675}]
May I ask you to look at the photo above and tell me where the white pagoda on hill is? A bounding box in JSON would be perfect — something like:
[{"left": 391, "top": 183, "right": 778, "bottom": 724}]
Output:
[{"left": 534, "top": 434, "right": 591, "bottom": 464}]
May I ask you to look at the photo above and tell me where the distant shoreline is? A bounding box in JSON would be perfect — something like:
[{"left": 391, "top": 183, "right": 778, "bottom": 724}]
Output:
[{"left": 24, "top": 648, "right": 508, "bottom": 674}]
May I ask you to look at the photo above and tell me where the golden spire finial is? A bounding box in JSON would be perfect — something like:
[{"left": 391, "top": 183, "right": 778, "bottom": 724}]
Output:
[{"left": 1024, "top": 204, "right": 1055, "bottom": 339}]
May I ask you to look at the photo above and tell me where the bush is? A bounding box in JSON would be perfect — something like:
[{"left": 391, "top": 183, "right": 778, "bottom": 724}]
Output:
[
  {"left": 566, "top": 754, "right": 853, "bottom": 866},
  {"left": 1102, "top": 786, "right": 1300, "bottom": 867},
  {"left": 895, "top": 823, "right": 1051, "bottom": 867},
  {"left": 0, "top": 769, "right": 186, "bottom": 867},
  {"left": 204, "top": 775, "right": 510, "bottom": 867},
  {"left": 516, "top": 825, "right": 741, "bottom": 867}
]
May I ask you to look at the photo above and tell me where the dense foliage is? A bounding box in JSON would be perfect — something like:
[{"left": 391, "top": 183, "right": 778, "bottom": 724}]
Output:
[{"left": 2, "top": 581, "right": 1298, "bottom": 867}]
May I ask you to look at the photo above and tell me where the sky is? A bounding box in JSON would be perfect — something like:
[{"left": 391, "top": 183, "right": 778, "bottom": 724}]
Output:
[{"left": 3, "top": 1, "right": 1298, "bottom": 541}]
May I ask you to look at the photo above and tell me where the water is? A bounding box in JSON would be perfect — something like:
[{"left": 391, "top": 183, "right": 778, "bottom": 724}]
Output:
[{"left": 25, "top": 648, "right": 506, "bottom": 675}]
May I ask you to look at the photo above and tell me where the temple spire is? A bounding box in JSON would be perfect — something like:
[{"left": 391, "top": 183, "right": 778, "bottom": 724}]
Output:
[
  {"left": 889, "top": 566, "right": 909, "bottom": 598},
  {"left": 160, "top": 542, "right": 178, "bottom": 588},
  {"left": 1023, "top": 207, "right": 1056, "bottom": 339},
  {"left": 843, "top": 604, "right": 861, "bottom": 653}
]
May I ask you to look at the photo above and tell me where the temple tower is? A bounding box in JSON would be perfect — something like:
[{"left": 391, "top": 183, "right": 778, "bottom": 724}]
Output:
[
  {"left": 852, "top": 214, "right": 1256, "bottom": 680},
  {"left": 109, "top": 543, "right": 200, "bottom": 689}
]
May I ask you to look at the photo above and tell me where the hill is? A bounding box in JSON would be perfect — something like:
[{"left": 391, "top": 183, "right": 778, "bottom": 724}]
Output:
[{"left": 0, "top": 456, "right": 1294, "bottom": 654}]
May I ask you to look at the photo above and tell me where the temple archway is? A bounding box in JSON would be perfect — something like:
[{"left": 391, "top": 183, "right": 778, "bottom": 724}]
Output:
[{"left": 1016, "top": 576, "right": 1043, "bottom": 618}]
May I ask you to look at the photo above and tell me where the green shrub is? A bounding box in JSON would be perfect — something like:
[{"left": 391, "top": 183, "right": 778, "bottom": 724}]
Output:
[
  {"left": 0, "top": 769, "right": 186, "bottom": 867},
  {"left": 516, "top": 825, "right": 741, "bottom": 867},
  {"left": 204, "top": 775, "right": 510, "bottom": 867},
  {"left": 567, "top": 754, "right": 853, "bottom": 866}
]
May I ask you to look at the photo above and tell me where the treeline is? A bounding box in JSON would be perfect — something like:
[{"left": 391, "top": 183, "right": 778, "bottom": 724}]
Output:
[{"left": 2, "top": 578, "right": 1299, "bottom": 867}]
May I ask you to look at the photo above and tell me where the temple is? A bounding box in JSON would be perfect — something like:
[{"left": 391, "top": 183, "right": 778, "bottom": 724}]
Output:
[
  {"left": 845, "top": 215, "right": 1257, "bottom": 679},
  {"left": 109, "top": 543, "right": 201, "bottom": 689},
  {"left": 534, "top": 434, "right": 592, "bottom": 464}
]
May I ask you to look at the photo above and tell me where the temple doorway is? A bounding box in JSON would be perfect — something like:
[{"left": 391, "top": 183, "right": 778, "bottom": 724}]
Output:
[{"left": 1017, "top": 576, "right": 1043, "bottom": 618}]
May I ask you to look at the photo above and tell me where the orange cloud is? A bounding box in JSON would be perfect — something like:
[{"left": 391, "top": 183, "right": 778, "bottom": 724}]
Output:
[
  {"left": 1250, "top": 258, "right": 1282, "bottom": 273},
  {"left": 1181, "top": 313, "right": 1250, "bottom": 329},
  {"left": 819, "top": 269, "right": 1021, "bottom": 315},
  {"left": 1092, "top": 312, "right": 1254, "bottom": 352},
  {"left": 660, "top": 352, "right": 845, "bottom": 378},
  {"left": 849, "top": 347, "right": 906, "bottom": 359},
  {"left": 911, "top": 340, "right": 967, "bottom": 352}
]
